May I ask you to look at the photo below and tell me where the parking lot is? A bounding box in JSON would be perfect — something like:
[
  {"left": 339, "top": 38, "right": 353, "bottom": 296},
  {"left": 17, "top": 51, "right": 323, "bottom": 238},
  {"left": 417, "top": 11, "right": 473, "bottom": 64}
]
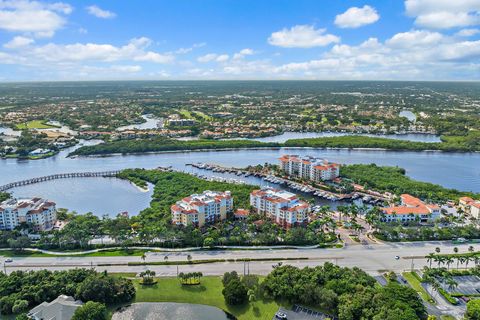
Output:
[
  {"left": 442, "top": 275, "right": 480, "bottom": 295},
  {"left": 272, "top": 305, "right": 334, "bottom": 320}
]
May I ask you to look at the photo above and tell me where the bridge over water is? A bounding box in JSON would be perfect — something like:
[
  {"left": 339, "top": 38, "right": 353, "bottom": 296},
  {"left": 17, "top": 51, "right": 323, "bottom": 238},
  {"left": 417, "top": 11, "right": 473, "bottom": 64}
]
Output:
[{"left": 0, "top": 170, "right": 122, "bottom": 192}]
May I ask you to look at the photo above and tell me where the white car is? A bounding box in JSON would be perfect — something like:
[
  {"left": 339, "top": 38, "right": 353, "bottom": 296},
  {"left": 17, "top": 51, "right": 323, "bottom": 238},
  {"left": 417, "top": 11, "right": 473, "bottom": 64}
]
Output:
[
  {"left": 275, "top": 312, "right": 287, "bottom": 319},
  {"left": 4, "top": 258, "right": 13, "bottom": 263}
]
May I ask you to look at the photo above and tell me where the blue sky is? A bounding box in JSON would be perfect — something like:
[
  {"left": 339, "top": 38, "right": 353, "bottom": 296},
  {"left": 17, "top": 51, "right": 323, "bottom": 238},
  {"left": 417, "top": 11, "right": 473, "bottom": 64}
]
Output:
[{"left": 0, "top": 0, "right": 479, "bottom": 81}]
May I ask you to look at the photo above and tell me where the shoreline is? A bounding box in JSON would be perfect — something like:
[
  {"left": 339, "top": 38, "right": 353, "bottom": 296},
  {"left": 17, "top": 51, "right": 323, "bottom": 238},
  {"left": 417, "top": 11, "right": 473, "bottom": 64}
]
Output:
[{"left": 69, "top": 145, "right": 479, "bottom": 158}]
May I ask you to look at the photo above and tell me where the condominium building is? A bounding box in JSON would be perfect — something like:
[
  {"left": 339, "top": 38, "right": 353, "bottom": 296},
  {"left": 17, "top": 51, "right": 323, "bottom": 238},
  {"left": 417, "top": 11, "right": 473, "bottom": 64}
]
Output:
[
  {"left": 381, "top": 194, "right": 441, "bottom": 223},
  {"left": 250, "top": 187, "right": 310, "bottom": 228},
  {"left": 459, "top": 196, "right": 480, "bottom": 218},
  {"left": 171, "top": 190, "right": 233, "bottom": 227},
  {"left": 279, "top": 155, "right": 340, "bottom": 182},
  {"left": 0, "top": 197, "right": 57, "bottom": 231}
]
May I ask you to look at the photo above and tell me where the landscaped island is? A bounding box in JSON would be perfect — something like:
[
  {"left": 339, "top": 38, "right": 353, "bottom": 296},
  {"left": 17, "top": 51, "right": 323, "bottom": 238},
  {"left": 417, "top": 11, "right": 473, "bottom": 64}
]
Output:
[
  {"left": 68, "top": 133, "right": 480, "bottom": 157},
  {"left": 340, "top": 164, "right": 479, "bottom": 202},
  {"left": 68, "top": 138, "right": 280, "bottom": 156}
]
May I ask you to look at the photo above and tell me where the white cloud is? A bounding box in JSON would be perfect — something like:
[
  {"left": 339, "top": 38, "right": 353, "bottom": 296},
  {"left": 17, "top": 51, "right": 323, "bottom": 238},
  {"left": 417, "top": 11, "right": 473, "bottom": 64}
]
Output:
[
  {"left": 270, "top": 30, "right": 480, "bottom": 79},
  {"left": 335, "top": 5, "right": 380, "bottom": 28},
  {"left": 197, "top": 53, "right": 230, "bottom": 63},
  {"left": 0, "top": 37, "right": 175, "bottom": 65},
  {"left": 386, "top": 30, "right": 443, "bottom": 48},
  {"left": 86, "top": 5, "right": 116, "bottom": 19},
  {"left": 405, "top": 0, "right": 480, "bottom": 29},
  {"left": 110, "top": 65, "right": 141, "bottom": 72},
  {"left": 0, "top": 0, "right": 72, "bottom": 37},
  {"left": 233, "top": 48, "right": 254, "bottom": 59},
  {"left": 456, "top": 28, "right": 480, "bottom": 36},
  {"left": 3, "top": 36, "right": 34, "bottom": 48},
  {"left": 268, "top": 25, "right": 339, "bottom": 48}
]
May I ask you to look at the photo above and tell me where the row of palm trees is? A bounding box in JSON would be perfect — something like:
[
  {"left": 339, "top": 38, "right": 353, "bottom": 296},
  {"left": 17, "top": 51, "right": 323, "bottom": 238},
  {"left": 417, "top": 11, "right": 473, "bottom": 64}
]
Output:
[
  {"left": 426, "top": 246, "right": 477, "bottom": 270},
  {"left": 178, "top": 272, "right": 203, "bottom": 285},
  {"left": 139, "top": 269, "right": 156, "bottom": 284}
]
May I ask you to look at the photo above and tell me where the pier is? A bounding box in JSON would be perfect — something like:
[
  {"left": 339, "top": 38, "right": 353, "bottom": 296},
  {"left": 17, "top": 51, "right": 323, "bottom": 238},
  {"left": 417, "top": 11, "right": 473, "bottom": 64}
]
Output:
[{"left": 0, "top": 170, "right": 122, "bottom": 192}]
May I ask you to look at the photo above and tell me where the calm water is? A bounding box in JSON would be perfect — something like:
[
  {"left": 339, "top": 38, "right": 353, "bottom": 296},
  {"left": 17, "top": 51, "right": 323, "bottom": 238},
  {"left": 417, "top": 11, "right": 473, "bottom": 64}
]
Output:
[
  {"left": 1, "top": 139, "right": 479, "bottom": 215},
  {"left": 9, "top": 178, "right": 153, "bottom": 217},
  {"left": 112, "top": 303, "right": 234, "bottom": 320},
  {"left": 400, "top": 110, "right": 417, "bottom": 122},
  {"left": 116, "top": 114, "right": 164, "bottom": 131},
  {"left": 249, "top": 131, "right": 440, "bottom": 143}
]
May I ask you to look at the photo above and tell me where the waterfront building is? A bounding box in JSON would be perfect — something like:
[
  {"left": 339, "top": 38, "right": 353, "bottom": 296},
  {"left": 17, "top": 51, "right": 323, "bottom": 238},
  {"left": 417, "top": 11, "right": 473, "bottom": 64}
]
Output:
[
  {"left": 459, "top": 196, "right": 480, "bottom": 218},
  {"left": 28, "top": 295, "right": 83, "bottom": 320},
  {"left": 250, "top": 187, "right": 310, "bottom": 228},
  {"left": 279, "top": 155, "right": 340, "bottom": 182},
  {"left": 381, "top": 194, "right": 441, "bottom": 223},
  {"left": 171, "top": 190, "right": 233, "bottom": 227},
  {"left": 0, "top": 197, "right": 56, "bottom": 231},
  {"left": 167, "top": 118, "right": 196, "bottom": 127}
]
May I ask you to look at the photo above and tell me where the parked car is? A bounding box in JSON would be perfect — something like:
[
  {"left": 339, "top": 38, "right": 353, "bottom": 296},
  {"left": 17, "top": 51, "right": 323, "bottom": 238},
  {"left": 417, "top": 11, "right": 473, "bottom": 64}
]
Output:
[
  {"left": 4, "top": 258, "right": 13, "bottom": 263},
  {"left": 275, "top": 312, "right": 288, "bottom": 319}
]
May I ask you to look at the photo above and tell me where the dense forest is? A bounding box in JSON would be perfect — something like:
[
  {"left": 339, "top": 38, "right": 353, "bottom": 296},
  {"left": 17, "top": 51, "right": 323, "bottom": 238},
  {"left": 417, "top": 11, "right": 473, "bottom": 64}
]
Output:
[
  {"left": 69, "top": 138, "right": 279, "bottom": 156},
  {"left": 69, "top": 132, "right": 480, "bottom": 157},
  {"left": 340, "top": 163, "right": 479, "bottom": 201},
  {"left": 0, "top": 269, "right": 135, "bottom": 316},
  {"left": 261, "top": 263, "right": 427, "bottom": 320}
]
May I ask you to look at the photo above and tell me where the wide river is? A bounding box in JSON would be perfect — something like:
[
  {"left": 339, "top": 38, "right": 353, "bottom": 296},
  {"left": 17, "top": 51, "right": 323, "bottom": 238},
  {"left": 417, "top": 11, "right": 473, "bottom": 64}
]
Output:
[{"left": 1, "top": 135, "right": 479, "bottom": 216}]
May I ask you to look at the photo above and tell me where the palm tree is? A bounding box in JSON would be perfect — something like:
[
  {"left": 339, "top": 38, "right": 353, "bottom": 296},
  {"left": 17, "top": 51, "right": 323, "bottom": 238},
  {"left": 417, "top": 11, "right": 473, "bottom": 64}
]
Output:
[
  {"left": 426, "top": 253, "right": 436, "bottom": 269},
  {"left": 431, "top": 280, "right": 441, "bottom": 299},
  {"left": 469, "top": 246, "right": 475, "bottom": 254},
  {"left": 445, "top": 257, "right": 454, "bottom": 270},
  {"left": 178, "top": 272, "right": 185, "bottom": 284},
  {"left": 141, "top": 253, "right": 146, "bottom": 263},
  {"left": 459, "top": 256, "right": 467, "bottom": 270},
  {"left": 164, "top": 255, "right": 169, "bottom": 262},
  {"left": 187, "top": 254, "right": 192, "bottom": 263},
  {"left": 453, "top": 247, "right": 459, "bottom": 254},
  {"left": 446, "top": 278, "right": 458, "bottom": 294},
  {"left": 435, "top": 247, "right": 441, "bottom": 254}
]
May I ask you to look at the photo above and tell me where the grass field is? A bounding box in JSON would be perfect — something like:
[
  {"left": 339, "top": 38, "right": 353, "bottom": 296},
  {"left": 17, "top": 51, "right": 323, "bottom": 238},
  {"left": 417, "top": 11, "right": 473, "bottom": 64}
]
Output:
[
  {"left": 15, "top": 120, "right": 58, "bottom": 129},
  {"left": 131, "top": 276, "right": 284, "bottom": 320},
  {"left": 402, "top": 272, "right": 436, "bottom": 304}
]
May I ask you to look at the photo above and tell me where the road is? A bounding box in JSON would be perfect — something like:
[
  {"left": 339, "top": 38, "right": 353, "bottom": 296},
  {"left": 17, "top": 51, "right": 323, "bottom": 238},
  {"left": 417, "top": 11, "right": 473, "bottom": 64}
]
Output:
[{"left": 1, "top": 241, "right": 475, "bottom": 276}]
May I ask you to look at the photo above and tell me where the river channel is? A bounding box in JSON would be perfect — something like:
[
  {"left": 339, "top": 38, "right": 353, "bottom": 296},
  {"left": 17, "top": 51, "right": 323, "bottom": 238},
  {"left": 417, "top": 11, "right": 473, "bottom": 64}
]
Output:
[{"left": 1, "top": 135, "right": 479, "bottom": 216}]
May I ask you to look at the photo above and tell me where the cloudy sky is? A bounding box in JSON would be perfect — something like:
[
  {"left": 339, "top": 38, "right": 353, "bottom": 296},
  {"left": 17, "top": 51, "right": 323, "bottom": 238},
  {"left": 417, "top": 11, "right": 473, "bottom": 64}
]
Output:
[{"left": 0, "top": 0, "right": 480, "bottom": 81}]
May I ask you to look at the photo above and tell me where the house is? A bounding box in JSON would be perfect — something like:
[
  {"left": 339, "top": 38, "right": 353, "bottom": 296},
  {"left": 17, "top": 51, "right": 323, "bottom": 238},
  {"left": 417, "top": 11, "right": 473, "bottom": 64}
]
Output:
[
  {"left": 171, "top": 190, "right": 233, "bottom": 227},
  {"left": 250, "top": 187, "right": 310, "bottom": 229},
  {"left": 381, "top": 194, "right": 441, "bottom": 223},
  {"left": 279, "top": 155, "right": 340, "bottom": 182},
  {"left": 471, "top": 202, "right": 480, "bottom": 219},
  {"left": 234, "top": 208, "right": 250, "bottom": 220},
  {"left": 0, "top": 197, "right": 57, "bottom": 231},
  {"left": 28, "top": 295, "right": 83, "bottom": 320}
]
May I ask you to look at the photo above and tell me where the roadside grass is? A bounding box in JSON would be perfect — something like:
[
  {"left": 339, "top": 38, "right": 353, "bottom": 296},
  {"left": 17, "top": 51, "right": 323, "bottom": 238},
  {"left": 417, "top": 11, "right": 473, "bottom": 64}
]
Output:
[
  {"left": 129, "top": 276, "right": 285, "bottom": 320},
  {"left": 0, "top": 249, "right": 157, "bottom": 258},
  {"left": 15, "top": 120, "right": 58, "bottom": 129},
  {"left": 402, "top": 272, "right": 436, "bottom": 305},
  {"left": 110, "top": 272, "right": 138, "bottom": 278}
]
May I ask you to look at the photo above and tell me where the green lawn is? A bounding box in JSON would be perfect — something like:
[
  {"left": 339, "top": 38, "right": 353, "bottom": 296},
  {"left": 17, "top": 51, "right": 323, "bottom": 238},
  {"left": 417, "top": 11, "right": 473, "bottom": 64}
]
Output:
[
  {"left": 0, "top": 249, "right": 157, "bottom": 258},
  {"left": 178, "top": 109, "right": 194, "bottom": 119},
  {"left": 15, "top": 120, "right": 58, "bottom": 129},
  {"left": 132, "top": 276, "right": 285, "bottom": 320},
  {"left": 402, "top": 272, "right": 436, "bottom": 304}
]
